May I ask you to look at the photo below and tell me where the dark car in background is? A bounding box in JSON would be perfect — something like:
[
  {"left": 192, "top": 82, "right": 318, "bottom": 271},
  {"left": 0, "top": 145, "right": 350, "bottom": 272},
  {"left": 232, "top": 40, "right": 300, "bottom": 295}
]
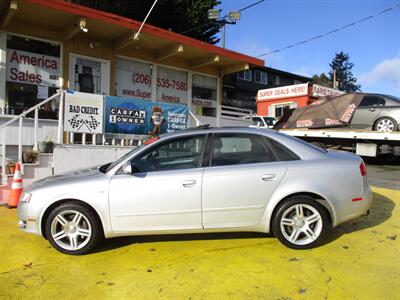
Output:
[{"left": 351, "top": 93, "right": 400, "bottom": 132}]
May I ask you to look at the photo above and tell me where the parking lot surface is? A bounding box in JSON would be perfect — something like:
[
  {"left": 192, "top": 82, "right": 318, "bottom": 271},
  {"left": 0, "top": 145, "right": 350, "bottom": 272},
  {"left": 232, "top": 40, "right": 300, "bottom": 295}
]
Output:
[
  {"left": 1, "top": 187, "right": 399, "bottom": 300},
  {"left": 366, "top": 161, "right": 400, "bottom": 190}
]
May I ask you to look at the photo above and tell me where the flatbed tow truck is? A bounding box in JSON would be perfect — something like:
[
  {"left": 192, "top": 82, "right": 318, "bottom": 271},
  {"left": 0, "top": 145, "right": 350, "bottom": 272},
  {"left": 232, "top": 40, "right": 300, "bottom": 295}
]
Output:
[{"left": 277, "top": 128, "right": 400, "bottom": 157}]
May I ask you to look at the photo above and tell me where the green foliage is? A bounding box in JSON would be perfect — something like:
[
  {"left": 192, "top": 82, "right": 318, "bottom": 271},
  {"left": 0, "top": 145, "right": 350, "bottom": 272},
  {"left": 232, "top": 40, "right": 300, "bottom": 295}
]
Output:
[
  {"left": 329, "top": 51, "right": 361, "bottom": 92},
  {"left": 68, "top": 0, "right": 221, "bottom": 44},
  {"left": 311, "top": 73, "right": 332, "bottom": 88}
]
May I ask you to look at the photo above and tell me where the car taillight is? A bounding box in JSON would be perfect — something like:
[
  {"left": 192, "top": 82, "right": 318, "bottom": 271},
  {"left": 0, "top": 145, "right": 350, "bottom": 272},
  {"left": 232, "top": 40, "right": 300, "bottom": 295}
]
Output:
[{"left": 360, "top": 161, "right": 367, "bottom": 176}]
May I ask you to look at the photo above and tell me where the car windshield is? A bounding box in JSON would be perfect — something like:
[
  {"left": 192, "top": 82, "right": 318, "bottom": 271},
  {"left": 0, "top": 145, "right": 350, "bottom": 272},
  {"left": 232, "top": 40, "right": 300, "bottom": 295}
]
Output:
[{"left": 101, "top": 144, "right": 146, "bottom": 173}]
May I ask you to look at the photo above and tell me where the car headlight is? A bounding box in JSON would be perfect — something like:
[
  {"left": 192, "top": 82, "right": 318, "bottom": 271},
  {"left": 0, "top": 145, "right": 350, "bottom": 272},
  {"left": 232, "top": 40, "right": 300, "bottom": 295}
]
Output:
[{"left": 20, "top": 192, "right": 32, "bottom": 203}]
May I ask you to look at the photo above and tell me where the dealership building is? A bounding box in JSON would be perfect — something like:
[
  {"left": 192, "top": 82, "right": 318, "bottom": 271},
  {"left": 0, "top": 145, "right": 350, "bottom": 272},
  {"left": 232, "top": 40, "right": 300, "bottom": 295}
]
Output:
[{"left": 0, "top": 0, "right": 263, "bottom": 131}]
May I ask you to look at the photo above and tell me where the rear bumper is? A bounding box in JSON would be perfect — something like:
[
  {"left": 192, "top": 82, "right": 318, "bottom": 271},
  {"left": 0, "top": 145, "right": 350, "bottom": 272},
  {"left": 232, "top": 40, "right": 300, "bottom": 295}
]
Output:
[{"left": 335, "top": 186, "right": 373, "bottom": 226}]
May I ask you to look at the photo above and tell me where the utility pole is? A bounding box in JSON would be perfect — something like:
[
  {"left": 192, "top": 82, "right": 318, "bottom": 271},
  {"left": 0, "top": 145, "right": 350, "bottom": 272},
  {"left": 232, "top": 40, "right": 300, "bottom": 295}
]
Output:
[
  {"left": 208, "top": 10, "right": 240, "bottom": 48},
  {"left": 333, "top": 69, "right": 339, "bottom": 89}
]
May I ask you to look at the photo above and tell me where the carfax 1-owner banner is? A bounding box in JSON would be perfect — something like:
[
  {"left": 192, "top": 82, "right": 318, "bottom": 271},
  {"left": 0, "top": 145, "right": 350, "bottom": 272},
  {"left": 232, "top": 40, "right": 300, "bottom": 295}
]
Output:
[
  {"left": 104, "top": 96, "right": 188, "bottom": 135},
  {"left": 64, "top": 91, "right": 104, "bottom": 134}
]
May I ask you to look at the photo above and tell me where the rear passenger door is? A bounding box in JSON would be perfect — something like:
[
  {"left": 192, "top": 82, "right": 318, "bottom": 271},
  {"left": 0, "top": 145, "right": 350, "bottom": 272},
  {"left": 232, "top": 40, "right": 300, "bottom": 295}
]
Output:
[
  {"left": 201, "top": 133, "right": 287, "bottom": 229},
  {"left": 352, "top": 96, "right": 385, "bottom": 128}
]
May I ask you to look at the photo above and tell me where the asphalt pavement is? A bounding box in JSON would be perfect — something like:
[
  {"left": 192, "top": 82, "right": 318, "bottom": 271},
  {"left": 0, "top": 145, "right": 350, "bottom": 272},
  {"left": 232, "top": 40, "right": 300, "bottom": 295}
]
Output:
[{"left": 366, "top": 157, "right": 400, "bottom": 190}]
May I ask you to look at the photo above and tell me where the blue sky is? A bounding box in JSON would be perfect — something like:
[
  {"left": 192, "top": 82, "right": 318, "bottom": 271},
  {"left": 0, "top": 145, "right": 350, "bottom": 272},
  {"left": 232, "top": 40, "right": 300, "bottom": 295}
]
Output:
[{"left": 217, "top": 0, "right": 400, "bottom": 96}]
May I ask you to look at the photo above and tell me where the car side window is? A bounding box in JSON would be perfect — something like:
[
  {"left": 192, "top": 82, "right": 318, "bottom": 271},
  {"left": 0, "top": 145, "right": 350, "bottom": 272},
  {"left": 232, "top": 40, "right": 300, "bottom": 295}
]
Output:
[
  {"left": 263, "top": 117, "right": 275, "bottom": 126},
  {"left": 211, "top": 133, "right": 276, "bottom": 167},
  {"left": 359, "top": 96, "right": 385, "bottom": 107},
  {"left": 131, "top": 135, "right": 206, "bottom": 173},
  {"left": 265, "top": 138, "right": 301, "bottom": 161}
]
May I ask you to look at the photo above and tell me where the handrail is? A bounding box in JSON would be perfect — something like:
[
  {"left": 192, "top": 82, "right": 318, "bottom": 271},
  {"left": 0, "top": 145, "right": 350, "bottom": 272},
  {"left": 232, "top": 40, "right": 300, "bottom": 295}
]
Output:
[
  {"left": 1, "top": 91, "right": 62, "bottom": 185},
  {"left": 0, "top": 91, "right": 61, "bottom": 129},
  {"left": 188, "top": 110, "right": 203, "bottom": 126}
]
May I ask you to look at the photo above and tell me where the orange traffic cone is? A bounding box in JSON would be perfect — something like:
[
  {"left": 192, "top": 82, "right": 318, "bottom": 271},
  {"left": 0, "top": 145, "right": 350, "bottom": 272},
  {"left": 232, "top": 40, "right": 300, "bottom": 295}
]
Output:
[{"left": 7, "top": 162, "right": 23, "bottom": 208}]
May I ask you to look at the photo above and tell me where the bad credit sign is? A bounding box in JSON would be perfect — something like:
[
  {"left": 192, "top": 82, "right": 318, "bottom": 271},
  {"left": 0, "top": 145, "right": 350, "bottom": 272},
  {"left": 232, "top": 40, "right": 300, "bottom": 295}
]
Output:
[
  {"left": 6, "top": 49, "right": 61, "bottom": 87},
  {"left": 64, "top": 91, "right": 104, "bottom": 134}
]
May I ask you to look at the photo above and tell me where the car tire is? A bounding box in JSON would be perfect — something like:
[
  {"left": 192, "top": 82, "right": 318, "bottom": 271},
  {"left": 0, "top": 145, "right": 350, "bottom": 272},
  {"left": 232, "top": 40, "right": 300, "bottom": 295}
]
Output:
[
  {"left": 45, "top": 202, "right": 102, "bottom": 255},
  {"left": 373, "top": 117, "right": 398, "bottom": 132},
  {"left": 272, "top": 196, "right": 330, "bottom": 249}
]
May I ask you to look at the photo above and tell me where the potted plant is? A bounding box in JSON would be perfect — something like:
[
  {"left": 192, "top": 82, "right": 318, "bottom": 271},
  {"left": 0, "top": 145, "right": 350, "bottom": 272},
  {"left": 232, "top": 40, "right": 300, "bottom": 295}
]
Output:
[
  {"left": 7, "top": 161, "right": 16, "bottom": 174},
  {"left": 45, "top": 140, "right": 55, "bottom": 153},
  {"left": 38, "top": 141, "right": 47, "bottom": 153},
  {"left": 22, "top": 150, "right": 39, "bottom": 163},
  {"left": 38, "top": 140, "right": 55, "bottom": 153}
]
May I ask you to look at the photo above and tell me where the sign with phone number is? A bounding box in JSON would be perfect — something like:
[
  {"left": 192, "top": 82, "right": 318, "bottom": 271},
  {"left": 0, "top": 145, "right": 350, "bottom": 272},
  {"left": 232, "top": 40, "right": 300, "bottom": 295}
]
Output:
[
  {"left": 116, "top": 60, "right": 189, "bottom": 104},
  {"left": 130, "top": 73, "right": 188, "bottom": 91},
  {"left": 157, "top": 66, "right": 188, "bottom": 104}
]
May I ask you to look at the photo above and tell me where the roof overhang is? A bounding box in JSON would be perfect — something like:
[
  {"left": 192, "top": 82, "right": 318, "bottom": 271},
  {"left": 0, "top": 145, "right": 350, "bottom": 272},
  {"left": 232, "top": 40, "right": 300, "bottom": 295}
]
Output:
[{"left": 0, "top": 0, "right": 264, "bottom": 75}]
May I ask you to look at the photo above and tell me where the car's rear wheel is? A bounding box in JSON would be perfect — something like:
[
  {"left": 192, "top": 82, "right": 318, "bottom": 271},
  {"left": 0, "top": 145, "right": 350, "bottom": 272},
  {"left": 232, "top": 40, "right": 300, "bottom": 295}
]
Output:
[
  {"left": 45, "top": 202, "right": 102, "bottom": 255},
  {"left": 272, "top": 196, "right": 330, "bottom": 249},
  {"left": 374, "top": 117, "right": 398, "bottom": 132}
]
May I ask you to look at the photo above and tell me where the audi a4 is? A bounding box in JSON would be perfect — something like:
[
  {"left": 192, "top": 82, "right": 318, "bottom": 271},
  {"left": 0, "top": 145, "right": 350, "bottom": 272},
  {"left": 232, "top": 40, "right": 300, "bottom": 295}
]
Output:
[{"left": 18, "top": 127, "right": 372, "bottom": 254}]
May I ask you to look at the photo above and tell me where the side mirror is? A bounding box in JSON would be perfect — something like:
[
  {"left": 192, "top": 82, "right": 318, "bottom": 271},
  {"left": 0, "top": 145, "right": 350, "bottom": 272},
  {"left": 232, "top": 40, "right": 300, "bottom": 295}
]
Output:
[{"left": 122, "top": 161, "right": 132, "bottom": 174}]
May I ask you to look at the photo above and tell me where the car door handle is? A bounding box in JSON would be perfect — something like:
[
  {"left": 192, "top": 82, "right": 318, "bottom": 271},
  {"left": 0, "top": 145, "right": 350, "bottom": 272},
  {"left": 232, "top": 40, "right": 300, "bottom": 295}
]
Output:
[
  {"left": 182, "top": 180, "right": 197, "bottom": 187},
  {"left": 369, "top": 108, "right": 376, "bottom": 112},
  {"left": 261, "top": 174, "right": 276, "bottom": 181}
]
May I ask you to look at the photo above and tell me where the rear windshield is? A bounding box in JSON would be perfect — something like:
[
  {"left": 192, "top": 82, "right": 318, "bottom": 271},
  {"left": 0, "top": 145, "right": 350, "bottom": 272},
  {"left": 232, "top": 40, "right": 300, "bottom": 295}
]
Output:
[
  {"left": 273, "top": 131, "right": 328, "bottom": 153},
  {"left": 291, "top": 136, "right": 328, "bottom": 153}
]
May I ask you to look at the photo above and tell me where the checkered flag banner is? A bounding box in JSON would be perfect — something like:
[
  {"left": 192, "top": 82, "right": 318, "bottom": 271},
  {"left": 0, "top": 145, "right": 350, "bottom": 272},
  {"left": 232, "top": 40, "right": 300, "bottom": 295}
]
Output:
[
  {"left": 67, "top": 115, "right": 100, "bottom": 132},
  {"left": 68, "top": 114, "right": 84, "bottom": 130},
  {"left": 84, "top": 115, "right": 101, "bottom": 132}
]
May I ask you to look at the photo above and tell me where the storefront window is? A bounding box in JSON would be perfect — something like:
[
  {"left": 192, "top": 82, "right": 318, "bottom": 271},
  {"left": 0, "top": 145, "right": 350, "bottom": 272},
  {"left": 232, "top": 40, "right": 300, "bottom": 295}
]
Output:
[
  {"left": 156, "top": 66, "right": 188, "bottom": 104},
  {"left": 192, "top": 74, "right": 217, "bottom": 117},
  {"left": 5, "top": 35, "right": 61, "bottom": 119},
  {"left": 69, "top": 54, "right": 110, "bottom": 96},
  {"left": 115, "top": 58, "right": 152, "bottom": 100}
]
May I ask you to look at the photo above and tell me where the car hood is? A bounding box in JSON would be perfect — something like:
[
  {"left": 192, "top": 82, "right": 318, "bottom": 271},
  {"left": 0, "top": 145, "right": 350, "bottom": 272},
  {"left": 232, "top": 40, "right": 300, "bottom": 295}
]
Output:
[{"left": 28, "top": 167, "right": 104, "bottom": 190}]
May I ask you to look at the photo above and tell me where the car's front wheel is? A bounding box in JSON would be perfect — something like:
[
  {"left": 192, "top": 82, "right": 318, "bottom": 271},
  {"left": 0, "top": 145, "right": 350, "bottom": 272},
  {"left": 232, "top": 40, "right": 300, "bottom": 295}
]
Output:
[
  {"left": 272, "top": 196, "right": 330, "bottom": 249},
  {"left": 45, "top": 202, "right": 102, "bottom": 255},
  {"left": 374, "top": 117, "right": 398, "bottom": 132}
]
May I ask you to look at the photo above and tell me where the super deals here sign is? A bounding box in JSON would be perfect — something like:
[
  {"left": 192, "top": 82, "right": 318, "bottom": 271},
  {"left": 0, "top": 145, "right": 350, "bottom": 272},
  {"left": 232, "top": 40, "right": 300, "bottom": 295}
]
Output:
[
  {"left": 64, "top": 91, "right": 104, "bottom": 134},
  {"left": 6, "top": 49, "right": 61, "bottom": 87}
]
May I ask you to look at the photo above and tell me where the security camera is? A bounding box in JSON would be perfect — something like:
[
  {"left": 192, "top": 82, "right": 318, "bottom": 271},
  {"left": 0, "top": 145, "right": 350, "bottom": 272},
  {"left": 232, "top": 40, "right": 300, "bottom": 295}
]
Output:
[{"left": 89, "top": 41, "right": 98, "bottom": 48}]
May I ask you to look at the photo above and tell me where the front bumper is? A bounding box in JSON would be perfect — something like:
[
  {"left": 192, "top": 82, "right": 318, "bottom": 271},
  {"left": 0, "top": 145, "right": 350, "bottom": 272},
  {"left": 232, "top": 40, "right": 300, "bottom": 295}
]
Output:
[{"left": 17, "top": 201, "right": 41, "bottom": 236}]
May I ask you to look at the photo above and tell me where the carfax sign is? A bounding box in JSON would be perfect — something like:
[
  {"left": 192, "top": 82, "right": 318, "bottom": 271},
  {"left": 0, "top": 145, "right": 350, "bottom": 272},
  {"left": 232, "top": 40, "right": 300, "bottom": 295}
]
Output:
[
  {"left": 64, "top": 91, "right": 104, "bottom": 134},
  {"left": 104, "top": 96, "right": 188, "bottom": 135}
]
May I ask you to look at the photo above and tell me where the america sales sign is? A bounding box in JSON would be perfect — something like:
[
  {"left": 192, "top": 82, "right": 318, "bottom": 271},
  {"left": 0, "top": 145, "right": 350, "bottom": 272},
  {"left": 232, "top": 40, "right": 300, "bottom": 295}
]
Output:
[
  {"left": 64, "top": 91, "right": 104, "bottom": 134},
  {"left": 6, "top": 49, "right": 61, "bottom": 87}
]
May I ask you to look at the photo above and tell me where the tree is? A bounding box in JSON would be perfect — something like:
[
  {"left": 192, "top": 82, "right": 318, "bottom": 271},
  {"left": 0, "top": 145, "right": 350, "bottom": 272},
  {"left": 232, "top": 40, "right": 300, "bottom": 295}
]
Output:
[
  {"left": 69, "top": 0, "right": 221, "bottom": 44},
  {"left": 329, "top": 51, "right": 361, "bottom": 92},
  {"left": 311, "top": 73, "right": 332, "bottom": 88}
]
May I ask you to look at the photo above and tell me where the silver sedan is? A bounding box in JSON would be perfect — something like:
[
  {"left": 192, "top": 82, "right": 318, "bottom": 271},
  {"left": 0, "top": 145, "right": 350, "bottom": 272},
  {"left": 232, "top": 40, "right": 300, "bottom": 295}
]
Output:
[{"left": 18, "top": 127, "right": 372, "bottom": 255}]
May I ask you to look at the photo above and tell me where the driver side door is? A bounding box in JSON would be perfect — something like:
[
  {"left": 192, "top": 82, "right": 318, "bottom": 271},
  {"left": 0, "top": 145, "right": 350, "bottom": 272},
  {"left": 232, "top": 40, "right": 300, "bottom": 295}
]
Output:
[{"left": 108, "top": 134, "right": 207, "bottom": 233}]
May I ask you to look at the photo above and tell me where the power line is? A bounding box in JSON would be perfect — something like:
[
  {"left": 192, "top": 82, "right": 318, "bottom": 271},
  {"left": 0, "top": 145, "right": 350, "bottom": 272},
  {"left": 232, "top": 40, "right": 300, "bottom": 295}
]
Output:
[
  {"left": 179, "top": 0, "right": 265, "bottom": 35},
  {"left": 256, "top": 3, "right": 400, "bottom": 57}
]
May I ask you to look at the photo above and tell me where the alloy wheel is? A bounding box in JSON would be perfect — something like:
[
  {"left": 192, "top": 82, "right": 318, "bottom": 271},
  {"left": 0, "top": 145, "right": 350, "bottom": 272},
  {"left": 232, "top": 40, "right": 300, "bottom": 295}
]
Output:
[
  {"left": 376, "top": 119, "right": 395, "bottom": 132},
  {"left": 280, "top": 204, "right": 323, "bottom": 246},
  {"left": 50, "top": 210, "right": 92, "bottom": 251}
]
